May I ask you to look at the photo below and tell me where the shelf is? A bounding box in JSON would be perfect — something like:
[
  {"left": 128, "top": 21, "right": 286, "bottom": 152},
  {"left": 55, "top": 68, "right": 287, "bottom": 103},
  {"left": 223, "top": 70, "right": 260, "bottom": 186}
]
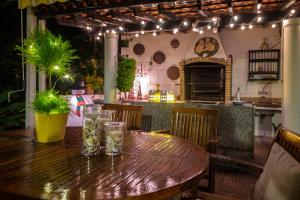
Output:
[
  {"left": 249, "top": 59, "right": 279, "bottom": 62},
  {"left": 249, "top": 71, "right": 279, "bottom": 74}
]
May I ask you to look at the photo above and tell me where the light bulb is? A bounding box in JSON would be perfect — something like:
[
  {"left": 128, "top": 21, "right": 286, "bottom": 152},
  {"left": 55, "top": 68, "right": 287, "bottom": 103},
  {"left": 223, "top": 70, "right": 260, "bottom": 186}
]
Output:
[
  {"left": 207, "top": 25, "right": 212, "bottom": 30},
  {"left": 64, "top": 74, "right": 70, "bottom": 79},
  {"left": 241, "top": 25, "right": 245, "bottom": 30},
  {"left": 213, "top": 28, "right": 217, "bottom": 33},
  {"left": 229, "top": 23, "right": 234, "bottom": 28},
  {"left": 141, "top": 20, "right": 145, "bottom": 25},
  {"left": 257, "top": 3, "right": 261, "bottom": 10},
  {"left": 290, "top": 9, "right": 295, "bottom": 14},
  {"left": 233, "top": 15, "right": 238, "bottom": 21},
  {"left": 106, "top": 30, "right": 109, "bottom": 33},
  {"left": 173, "top": 28, "right": 178, "bottom": 34},
  {"left": 112, "top": 30, "right": 116, "bottom": 34},
  {"left": 135, "top": 33, "right": 139, "bottom": 38},
  {"left": 183, "top": 21, "right": 188, "bottom": 26},
  {"left": 96, "top": 36, "right": 100, "bottom": 40},
  {"left": 119, "top": 26, "right": 124, "bottom": 31},
  {"left": 199, "top": 29, "right": 203, "bottom": 34},
  {"left": 249, "top": 24, "right": 253, "bottom": 29},
  {"left": 98, "top": 32, "right": 102, "bottom": 36},
  {"left": 257, "top": 16, "right": 262, "bottom": 23},
  {"left": 159, "top": 18, "right": 164, "bottom": 23},
  {"left": 156, "top": 25, "right": 160, "bottom": 29},
  {"left": 141, "top": 30, "right": 145, "bottom": 34},
  {"left": 272, "top": 23, "right": 276, "bottom": 28},
  {"left": 53, "top": 65, "right": 59, "bottom": 70},
  {"left": 212, "top": 17, "right": 217, "bottom": 22},
  {"left": 153, "top": 32, "right": 157, "bottom": 36},
  {"left": 192, "top": 27, "right": 198, "bottom": 32}
]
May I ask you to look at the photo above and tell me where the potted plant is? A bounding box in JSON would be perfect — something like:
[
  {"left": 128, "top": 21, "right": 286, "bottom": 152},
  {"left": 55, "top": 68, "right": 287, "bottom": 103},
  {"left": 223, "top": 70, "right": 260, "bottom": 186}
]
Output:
[
  {"left": 17, "top": 28, "right": 78, "bottom": 143},
  {"left": 116, "top": 58, "right": 136, "bottom": 99}
]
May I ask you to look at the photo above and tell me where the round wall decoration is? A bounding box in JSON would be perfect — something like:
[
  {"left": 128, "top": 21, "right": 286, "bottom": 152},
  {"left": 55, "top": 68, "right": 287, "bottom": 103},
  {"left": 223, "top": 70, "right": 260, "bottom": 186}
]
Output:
[
  {"left": 167, "top": 65, "right": 180, "bottom": 80},
  {"left": 170, "top": 39, "right": 180, "bottom": 49},
  {"left": 153, "top": 51, "right": 166, "bottom": 64},
  {"left": 194, "top": 37, "right": 219, "bottom": 57},
  {"left": 133, "top": 43, "right": 145, "bottom": 56}
]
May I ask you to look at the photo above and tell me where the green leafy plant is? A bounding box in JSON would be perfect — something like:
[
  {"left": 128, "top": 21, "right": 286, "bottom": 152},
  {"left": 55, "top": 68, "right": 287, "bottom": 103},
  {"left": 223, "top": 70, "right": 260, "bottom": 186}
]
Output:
[
  {"left": 116, "top": 58, "right": 136, "bottom": 99},
  {"left": 32, "top": 90, "right": 70, "bottom": 114},
  {"left": 0, "top": 91, "right": 25, "bottom": 132},
  {"left": 16, "top": 28, "right": 78, "bottom": 88},
  {"left": 16, "top": 28, "right": 77, "bottom": 115}
]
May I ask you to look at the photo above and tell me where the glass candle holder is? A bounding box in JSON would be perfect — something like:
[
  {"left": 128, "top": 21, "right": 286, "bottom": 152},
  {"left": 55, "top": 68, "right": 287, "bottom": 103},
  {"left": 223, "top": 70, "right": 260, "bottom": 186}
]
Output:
[
  {"left": 81, "top": 104, "right": 102, "bottom": 156},
  {"left": 104, "top": 122, "right": 126, "bottom": 156},
  {"left": 98, "top": 110, "right": 115, "bottom": 148}
]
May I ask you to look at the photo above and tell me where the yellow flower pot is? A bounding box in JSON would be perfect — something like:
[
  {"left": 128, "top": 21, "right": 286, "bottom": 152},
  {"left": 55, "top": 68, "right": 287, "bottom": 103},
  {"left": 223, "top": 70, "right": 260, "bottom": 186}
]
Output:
[{"left": 35, "top": 112, "right": 69, "bottom": 143}]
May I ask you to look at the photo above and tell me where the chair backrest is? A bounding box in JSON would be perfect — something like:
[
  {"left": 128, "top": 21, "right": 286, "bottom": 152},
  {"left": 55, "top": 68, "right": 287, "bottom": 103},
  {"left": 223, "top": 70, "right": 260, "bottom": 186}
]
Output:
[
  {"left": 171, "top": 107, "right": 219, "bottom": 148},
  {"left": 273, "top": 127, "right": 300, "bottom": 162},
  {"left": 102, "top": 104, "right": 143, "bottom": 130}
]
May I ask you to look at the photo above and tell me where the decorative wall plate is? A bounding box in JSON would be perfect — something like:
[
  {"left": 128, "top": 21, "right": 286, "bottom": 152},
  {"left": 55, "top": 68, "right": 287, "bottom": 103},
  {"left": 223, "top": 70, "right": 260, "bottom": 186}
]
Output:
[
  {"left": 153, "top": 51, "right": 166, "bottom": 64},
  {"left": 133, "top": 43, "right": 145, "bottom": 56},
  {"left": 170, "top": 39, "right": 180, "bottom": 49},
  {"left": 167, "top": 65, "right": 180, "bottom": 80},
  {"left": 194, "top": 37, "right": 219, "bottom": 57}
]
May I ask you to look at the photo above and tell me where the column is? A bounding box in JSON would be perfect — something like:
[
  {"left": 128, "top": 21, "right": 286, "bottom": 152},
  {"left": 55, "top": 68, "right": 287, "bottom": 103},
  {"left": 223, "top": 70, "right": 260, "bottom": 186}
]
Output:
[
  {"left": 282, "top": 18, "right": 300, "bottom": 133},
  {"left": 38, "top": 19, "right": 46, "bottom": 91},
  {"left": 104, "top": 33, "right": 118, "bottom": 103},
  {"left": 25, "top": 7, "right": 37, "bottom": 128}
]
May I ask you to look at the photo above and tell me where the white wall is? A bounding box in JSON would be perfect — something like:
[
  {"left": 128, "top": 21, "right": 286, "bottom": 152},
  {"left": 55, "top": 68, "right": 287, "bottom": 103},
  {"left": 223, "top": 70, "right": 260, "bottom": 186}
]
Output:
[
  {"left": 121, "top": 26, "right": 282, "bottom": 99},
  {"left": 220, "top": 27, "right": 282, "bottom": 98}
]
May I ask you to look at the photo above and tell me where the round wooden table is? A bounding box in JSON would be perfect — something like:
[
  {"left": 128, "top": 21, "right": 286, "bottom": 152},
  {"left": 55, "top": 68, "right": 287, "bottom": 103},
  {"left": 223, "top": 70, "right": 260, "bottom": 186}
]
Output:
[{"left": 0, "top": 127, "right": 208, "bottom": 200}]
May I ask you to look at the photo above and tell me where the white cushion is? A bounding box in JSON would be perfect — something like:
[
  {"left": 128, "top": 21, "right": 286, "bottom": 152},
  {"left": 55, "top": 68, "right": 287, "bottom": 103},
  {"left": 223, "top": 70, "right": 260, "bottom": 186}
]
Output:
[{"left": 251, "top": 143, "right": 300, "bottom": 200}]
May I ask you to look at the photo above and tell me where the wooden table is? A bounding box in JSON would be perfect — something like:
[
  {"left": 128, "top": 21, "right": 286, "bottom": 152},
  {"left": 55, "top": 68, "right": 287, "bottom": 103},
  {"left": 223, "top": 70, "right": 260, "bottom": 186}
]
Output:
[{"left": 0, "top": 127, "right": 208, "bottom": 200}]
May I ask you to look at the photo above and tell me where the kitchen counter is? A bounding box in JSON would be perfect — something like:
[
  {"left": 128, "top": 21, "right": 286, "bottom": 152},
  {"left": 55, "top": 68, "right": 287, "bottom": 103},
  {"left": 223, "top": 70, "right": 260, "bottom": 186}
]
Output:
[{"left": 130, "top": 101, "right": 255, "bottom": 160}]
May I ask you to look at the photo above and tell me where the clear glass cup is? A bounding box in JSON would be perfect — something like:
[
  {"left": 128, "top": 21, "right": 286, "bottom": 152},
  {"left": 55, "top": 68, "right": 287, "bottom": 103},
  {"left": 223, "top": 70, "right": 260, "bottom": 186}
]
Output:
[
  {"left": 81, "top": 104, "right": 103, "bottom": 156},
  {"left": 98, "top": 110, "right": 115, "bottom": 148},
  {"left": 104, "top": 122, "right": 126, "bottom": 156}
]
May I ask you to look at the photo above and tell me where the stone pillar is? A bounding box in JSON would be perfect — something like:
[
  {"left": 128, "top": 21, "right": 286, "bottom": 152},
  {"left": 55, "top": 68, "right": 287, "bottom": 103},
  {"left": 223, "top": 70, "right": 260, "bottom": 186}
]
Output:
[
  {"left": 104, "top": 33, "right": 118, "bottom": 103},
  {"left": 25, "top": 7, "right": 37, "bottom": 127},
  {"left": 282, "top": 18, "right": 300, "bottom": 133},
  {"left": 38, "top": 19, "right": 46, "bottom": 91}
]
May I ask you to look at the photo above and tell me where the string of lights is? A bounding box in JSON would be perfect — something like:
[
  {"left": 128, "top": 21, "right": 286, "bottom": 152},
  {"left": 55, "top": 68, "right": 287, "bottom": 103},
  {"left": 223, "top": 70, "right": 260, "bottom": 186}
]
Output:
[{"left": 86, "top": 6, "right": 297, "bottom": 39}]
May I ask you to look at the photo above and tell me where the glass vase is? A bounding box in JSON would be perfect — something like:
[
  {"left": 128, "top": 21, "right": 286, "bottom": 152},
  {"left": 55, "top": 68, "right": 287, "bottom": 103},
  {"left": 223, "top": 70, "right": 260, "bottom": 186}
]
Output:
[{"left": 104, "top": 122, "right": 126, "bottom": 156}]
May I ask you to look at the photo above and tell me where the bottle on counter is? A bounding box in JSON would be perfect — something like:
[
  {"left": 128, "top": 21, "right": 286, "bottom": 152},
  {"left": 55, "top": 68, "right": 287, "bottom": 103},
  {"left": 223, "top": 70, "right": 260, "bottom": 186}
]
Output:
[{"left": 236, "top": 87, "right": 241, "bottom": 101}]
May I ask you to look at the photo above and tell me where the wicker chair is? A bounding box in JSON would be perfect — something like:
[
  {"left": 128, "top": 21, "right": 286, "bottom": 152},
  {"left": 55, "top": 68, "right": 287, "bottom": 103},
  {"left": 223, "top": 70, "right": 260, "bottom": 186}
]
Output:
[
  {"left": 157, "top": 107, "right": 219, "bottom": 192},
  {"left": 190, "top": 127, "right": 300, "bottom": 200},
  {"left": 102, "top": 104, "right": 143, "bottom": 130}
]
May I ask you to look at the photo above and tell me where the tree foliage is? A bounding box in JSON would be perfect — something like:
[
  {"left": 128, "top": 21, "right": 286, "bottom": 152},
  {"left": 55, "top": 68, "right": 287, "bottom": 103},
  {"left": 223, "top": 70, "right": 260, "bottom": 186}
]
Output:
[
  {"left": 16, "top": 28, "right": 78, "bottom": 86},
  {"left": 116, "top": 58, "right": 136, "bottom": 93}
]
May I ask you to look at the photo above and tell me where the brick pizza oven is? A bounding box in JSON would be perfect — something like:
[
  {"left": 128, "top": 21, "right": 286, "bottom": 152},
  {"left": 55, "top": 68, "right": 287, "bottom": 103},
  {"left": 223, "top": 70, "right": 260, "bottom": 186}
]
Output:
[{"left": 179, "top": 57, "right": 232, "bottom": 103}]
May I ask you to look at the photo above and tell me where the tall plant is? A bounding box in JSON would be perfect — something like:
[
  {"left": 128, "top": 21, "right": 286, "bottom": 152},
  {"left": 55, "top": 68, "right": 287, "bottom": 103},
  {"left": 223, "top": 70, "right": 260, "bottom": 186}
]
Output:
[
  {"left": 16, "top": 28, "right": 77, "bottom": 114},
  {"left": 116, "top": 58, "right": 136, "bottom": 99},
  {"left": 16, "top": 28, "right": 78, "bottom": 89}
]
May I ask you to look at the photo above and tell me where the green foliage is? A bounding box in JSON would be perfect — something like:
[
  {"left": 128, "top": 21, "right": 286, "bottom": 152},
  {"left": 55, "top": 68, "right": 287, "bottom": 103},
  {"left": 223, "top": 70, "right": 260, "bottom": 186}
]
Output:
[
  {"left": 16, "top": 28, "right": 78, "bottom": 87},
  {"left": 0, "top": 91, "right": 25, "bottom": 133},
  {"left": 32, "top": 90, "right": 70, "bottom": 114},
  {"left": 116, "top": 58, "right": 136, "bottom": 93}
]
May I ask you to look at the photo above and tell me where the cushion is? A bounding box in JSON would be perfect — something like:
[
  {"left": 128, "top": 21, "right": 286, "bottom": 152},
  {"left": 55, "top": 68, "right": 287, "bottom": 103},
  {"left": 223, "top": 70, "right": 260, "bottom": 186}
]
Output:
[{"left": 250, "top": 143, "right": 300, "bottom": 200}]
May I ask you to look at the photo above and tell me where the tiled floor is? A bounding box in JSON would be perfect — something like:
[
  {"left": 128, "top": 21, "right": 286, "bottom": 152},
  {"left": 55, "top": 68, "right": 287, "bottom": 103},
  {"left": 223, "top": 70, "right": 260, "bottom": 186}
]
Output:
[{"left": 214, "top": 136, "right": 273, "bottom": 200}]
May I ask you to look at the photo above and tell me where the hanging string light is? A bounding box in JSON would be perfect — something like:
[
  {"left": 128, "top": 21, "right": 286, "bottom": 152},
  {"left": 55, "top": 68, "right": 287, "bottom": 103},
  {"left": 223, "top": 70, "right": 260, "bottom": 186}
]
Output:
[
  {"left": 141, "top": 30, "right": 145, "bottom": 35},
  {"left": 272, "top": 23, "right": 276, "bottom": 28},
  {"left": 199, "top": 28, "right": 204, "bottom": 34},
  {"left": 249, "top": 24, "right": 253, "bottom": 29},
  {"left": 152, "top": 32, "right": 157, "bottom": 36},
  {"left": 229, "top": 23, "right": 234, "bottom": 28},
  {"left": 257, "top": 16, "right": 262, "bottom": 23},
  {"left": 233, "top": 15, "right": 238, "bottom": 21},
  {"left": 135, "top": 33, "right": 139, "bottom": 37},
  {"left": 173, "top": 28, "right": 178, "bottom": 34},
  {"left": 241, "top": 25, "right": 245, "bottom": 30}
]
